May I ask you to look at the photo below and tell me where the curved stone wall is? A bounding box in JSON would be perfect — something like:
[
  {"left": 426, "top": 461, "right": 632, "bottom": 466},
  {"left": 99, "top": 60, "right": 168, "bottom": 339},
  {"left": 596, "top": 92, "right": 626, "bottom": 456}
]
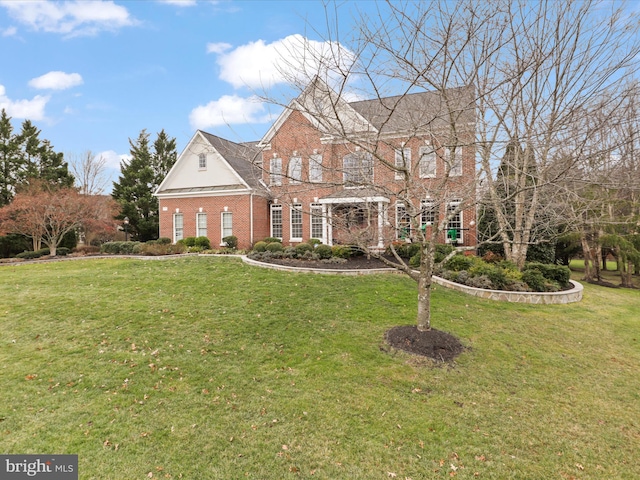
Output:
[{"left": 241, "top": 256, "right": 584, "bottom": 304}]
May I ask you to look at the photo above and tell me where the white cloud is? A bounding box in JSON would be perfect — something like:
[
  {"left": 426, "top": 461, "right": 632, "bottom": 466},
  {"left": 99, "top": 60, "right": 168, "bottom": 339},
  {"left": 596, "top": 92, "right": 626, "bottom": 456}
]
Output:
[
  {"left": 206, "top": 42, "right": 231, "bottom": 54},
  {"left": 189, "top": 94, "right": 271, "bottom": 130},
  {"left": 214, "top": 34, "right": 356, "bottom": 90},
  {"left": 2, "top": 26, "right": 17, "bottom": 37},
  {"left": 157, "top": 0, "right": 197, "bottom": 6},
  {"left": 29, "top": 71, "right": 83, "bottom": 90},
  {"left": 0, "top": 0, "right": 137, "bottom": 37},
  {"left": 96, "top": 150, "right": 131, "bottom": 170},
  {"left": 0, "top": 84, "right": 49, "bottom": 120}
]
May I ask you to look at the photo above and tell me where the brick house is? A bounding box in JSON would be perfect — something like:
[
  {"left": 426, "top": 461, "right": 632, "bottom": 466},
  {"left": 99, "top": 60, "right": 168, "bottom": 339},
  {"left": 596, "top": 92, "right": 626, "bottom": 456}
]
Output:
[{"left": 156, "top": 80, "right": 477, "bottom": 251}]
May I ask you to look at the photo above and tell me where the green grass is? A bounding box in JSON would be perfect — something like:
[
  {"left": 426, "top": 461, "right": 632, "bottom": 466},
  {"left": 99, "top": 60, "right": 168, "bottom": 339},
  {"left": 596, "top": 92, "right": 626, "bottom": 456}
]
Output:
[{"left": 1, "top": 256, "right": 639, "bottom": 479}]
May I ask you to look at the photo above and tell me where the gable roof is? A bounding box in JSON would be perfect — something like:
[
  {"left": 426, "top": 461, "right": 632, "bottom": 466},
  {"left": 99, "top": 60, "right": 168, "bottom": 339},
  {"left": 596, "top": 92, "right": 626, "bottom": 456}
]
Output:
[
  {"left": 198, "top": 131, "right": 262, "bottom": 188},
  {"left": 155, "top": 130, "right": 265, "bottom": 198}
]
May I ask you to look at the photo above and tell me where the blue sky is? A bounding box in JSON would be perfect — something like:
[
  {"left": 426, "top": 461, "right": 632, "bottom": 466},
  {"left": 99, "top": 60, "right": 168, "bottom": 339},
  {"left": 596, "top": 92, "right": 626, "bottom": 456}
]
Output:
[{"left": 0, "top": 0, "right": 368, "bottom": 188}]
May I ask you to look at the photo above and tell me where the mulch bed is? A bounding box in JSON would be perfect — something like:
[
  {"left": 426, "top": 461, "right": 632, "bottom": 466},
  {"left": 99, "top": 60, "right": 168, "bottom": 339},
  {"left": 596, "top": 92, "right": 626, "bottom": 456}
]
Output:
[
  {"left": 385, "top": 325, "right": 465, "bottom": 361},
  {"left": 256, "top": 255, "right": 397, "bottom": 270}
]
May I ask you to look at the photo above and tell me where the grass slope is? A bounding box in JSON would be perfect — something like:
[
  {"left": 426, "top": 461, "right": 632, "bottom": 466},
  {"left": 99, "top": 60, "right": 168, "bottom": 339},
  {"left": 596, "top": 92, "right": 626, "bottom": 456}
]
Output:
[{"left": 1, "top": 257, "right": 639, "bottom": 479}]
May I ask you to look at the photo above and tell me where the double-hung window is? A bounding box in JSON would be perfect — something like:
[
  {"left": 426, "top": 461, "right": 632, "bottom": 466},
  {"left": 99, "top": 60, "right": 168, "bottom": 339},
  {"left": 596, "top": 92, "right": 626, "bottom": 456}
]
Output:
[
  {"left": 418, "top": 146, "right": 436, "bottom": 178},
  {"left": 396, "top": 203, "right": 411, "bottom": 239},
  {"left": 446, "top": 199, "right": 463, "bottom": 243},
  {"left": 289, "top": 157, "right": 302, "bottom": 184},
  {"left": 343, "top": 152, "right": 373, "bottom": 185},
  {"left": 309, "top": 154, "right": 323, "bottom": 183},
  {"left": 421, "top": 200, "right": 437, "bottom": 228},
  {"left": 221, "top": 212, "right": 233, "bottom": 240},
  {"left": 173, "top": 213, "right": 184, "bottom": 243},
  {"left": 310, "top": 203, "right": 323, "bottom": 240},
  {"left": 196, "top": 212, "right": 207, "bottom": 237},
  {"left": 270, "top": 204, "right": 283, "bottom": 239},
  {"left": 445, "top": 147, "right": 462, "bottom": 177},
  {"left": 270, "top": 158, "right": 282, "bottom": 186},
  {"left": 395, "top": 148, "right": 411, "bottom": 180},
  {"left": 290, "top": 204, "right": 303, "bottom": 240}
]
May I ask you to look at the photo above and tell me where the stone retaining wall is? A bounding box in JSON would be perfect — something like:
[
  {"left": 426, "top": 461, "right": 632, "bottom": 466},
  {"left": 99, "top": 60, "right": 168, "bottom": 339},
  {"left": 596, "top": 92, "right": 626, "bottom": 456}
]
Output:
[{"left": 242, "top": 256, "right": 584, "bottom": 304}]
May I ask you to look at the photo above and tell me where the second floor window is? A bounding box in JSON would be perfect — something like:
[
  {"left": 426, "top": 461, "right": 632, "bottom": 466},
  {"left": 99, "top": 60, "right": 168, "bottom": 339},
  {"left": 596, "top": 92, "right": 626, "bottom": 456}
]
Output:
[
  {"left": 289, "top": 157, "right": 302, "bottom": 184},
  {"left": 419, "top": 146, "right": 436, "bottom": 178},
  {"left": 270, "top": 157, "right": 282, "bottom": 186},
  {"left": 445, "top": 147, "right": 462, "bottom": 177},
  {"left": 395, "top": 148, "right": 411, "bottom": 180},
  {"left": 343, "top": 152, "right": 373, "bottom": 185},
  {"left": 309, "top": 154, "right": 323, "bottom": 183}
]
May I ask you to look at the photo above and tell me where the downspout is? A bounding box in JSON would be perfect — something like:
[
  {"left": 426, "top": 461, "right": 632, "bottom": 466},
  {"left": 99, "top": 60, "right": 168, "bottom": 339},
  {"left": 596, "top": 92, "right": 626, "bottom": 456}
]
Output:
[{"left": 250, "top": 192, "right": 254, "bottom": 246}]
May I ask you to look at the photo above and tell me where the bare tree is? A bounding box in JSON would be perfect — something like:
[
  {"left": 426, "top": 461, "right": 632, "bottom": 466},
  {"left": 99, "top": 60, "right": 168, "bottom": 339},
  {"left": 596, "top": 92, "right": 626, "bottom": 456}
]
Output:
[
  {"left": 68, "top": 150, "right": 110, "bottom": 195},
  {"left": 472, "top": 0, "right": 640, "bottom": 268}
]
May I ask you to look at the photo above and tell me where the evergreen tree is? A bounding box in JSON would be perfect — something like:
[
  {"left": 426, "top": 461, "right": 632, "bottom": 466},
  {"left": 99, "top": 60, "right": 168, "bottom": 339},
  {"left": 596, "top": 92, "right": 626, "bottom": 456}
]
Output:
[
  {"left": 0, "top": 109, "right": 22, "bottom": 207},
  {"left": 112, "top": 129, "right": 177, "bottom": 242},
  {"left": 0, "top": 110, "right": 74, "bottom": 207},
  {"left": 17, "top": 120, "right": 74, "bottom": 189}
]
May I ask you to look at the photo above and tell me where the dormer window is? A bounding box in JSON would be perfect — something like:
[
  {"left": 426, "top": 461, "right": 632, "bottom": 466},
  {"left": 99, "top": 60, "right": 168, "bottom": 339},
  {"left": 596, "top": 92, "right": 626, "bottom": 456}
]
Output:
[{"left": 198, "top": 153, "right": 207, "bottom": 170}]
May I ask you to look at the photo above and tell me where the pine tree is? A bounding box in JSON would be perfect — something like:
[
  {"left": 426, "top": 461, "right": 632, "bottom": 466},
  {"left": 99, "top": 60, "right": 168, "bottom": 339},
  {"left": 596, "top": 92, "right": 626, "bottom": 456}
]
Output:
[
  {"left": 0, "top": 109, "right": 22, "bottom": 206},
  {"left": 17, "top": 120, "right": 74, "bottom": 189},
  {"left": 112, "top": 129, "right": 177, "bottom": 242}
]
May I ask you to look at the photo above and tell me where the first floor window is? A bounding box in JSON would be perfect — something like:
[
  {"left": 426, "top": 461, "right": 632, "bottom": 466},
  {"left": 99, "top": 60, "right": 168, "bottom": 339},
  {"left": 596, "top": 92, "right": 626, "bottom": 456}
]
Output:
[
  {"left": 395, "top": 148, "right": 411, "bottom": 180},
  {"left": 421, "top": 200, "right": 437, "bottom": 227},
  {"left": 290, "top": 204, "right": 303, "bottom": 239},
  {"left": 271, "top": 204, "right": 283, "bottom": 239},
  {"left": 221, "top": 212, "right": 233, "bottom": 239},
  {"left": 396, "top": 203, "right": 411, "bottom": 239},
  {"left": 445, "top": 147, "right": 462, "bottom": 176},
  {"left": 446, "top": 200, "right": 462, "bottom": 243},
  {"left": 311, "top": 203, "right": 323, "bottom": 239},
  {"left": 196, "top": 213, "right": 207, "bottom": 237},
  {"left": 173, "top": 213, "right": 184, "bottom": 242}
]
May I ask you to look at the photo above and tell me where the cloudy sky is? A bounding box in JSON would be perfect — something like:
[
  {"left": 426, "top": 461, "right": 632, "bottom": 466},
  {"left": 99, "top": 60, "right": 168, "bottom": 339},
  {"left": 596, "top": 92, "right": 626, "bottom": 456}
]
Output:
[{"left": 0, "top": 0, "right": 367, "bottom": 187}]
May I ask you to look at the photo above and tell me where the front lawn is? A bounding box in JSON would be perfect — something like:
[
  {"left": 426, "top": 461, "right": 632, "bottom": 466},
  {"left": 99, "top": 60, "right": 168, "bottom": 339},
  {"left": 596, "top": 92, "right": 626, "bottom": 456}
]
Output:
[{"left": 1, "top": 257, "right": 639, "bottom": 479}]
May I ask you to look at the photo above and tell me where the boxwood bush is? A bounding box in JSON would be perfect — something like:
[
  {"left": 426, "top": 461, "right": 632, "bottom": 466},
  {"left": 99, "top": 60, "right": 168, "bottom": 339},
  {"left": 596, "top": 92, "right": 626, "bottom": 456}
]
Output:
[
  {"left": 265, "top": 242, "right": 284, "bottom": 252},
  {"left": 253, "top": 241, "right": 268, "bottom": 252},
  {"left": 315, "top": 244, "right": 333, "bottom": 259}
]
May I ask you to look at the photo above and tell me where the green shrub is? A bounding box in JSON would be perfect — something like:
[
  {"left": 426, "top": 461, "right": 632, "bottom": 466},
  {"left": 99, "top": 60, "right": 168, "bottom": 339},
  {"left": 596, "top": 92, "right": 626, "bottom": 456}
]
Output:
[
  {"left": 315, "top": 244, "right": 333, "bottom": 259},
  {"left": 409, "top": 253, "right": 421, "bottom": 268},
  {"left": 295, "top": 243, "right": 313, "bottom": 256},
  {"left": 56, "top": 247, "right": 70, "bottom": 256},
  {"left": 283, "top": 246, "right": 297, "bottom": 258},
  {"left": 445, "top": 254, "right": 475, "bottom": 272},
  {"left": 158, "top": 237, "right": 172, "bottom": 245},
  {"left": 16, "top": 251, "right": 43, "bottom": 259},
  {"left": 221, "top": 235, "right": 237, "bottom": 249},
  {"left": 178, "top": 237, "right": 197, "bottom": 247},
  {"left": 253, "top": 241, "right": 268, "bottom": 252},
  {"left": 265, "top": 242, "right": 284, "bottom": 252},
  {"left": 331, "top": 245, "right": 352, "bottom": 259},
  {"left": 36, "top": 248, "right": 50, "bottom": 256},
  {"left": 100, "top": 241, "right": 142, "bottom": 255},
  {"left": 434, "top": 244, "right": 456, "bottom": 263},
  {"left": 522, "top": 268, "right": 546, "bottom": 292},
  {"left": 524, "top": 262, "right": 571, "bottom": 286},
  {"left": 263, "top": 237, "right": 282, "bottom": 244},
  {"left": 308, "top": 238, "right": 322, "bottom": 247},
  {"left": 195, "top": 236, "right": 212, "bottom": 249}
]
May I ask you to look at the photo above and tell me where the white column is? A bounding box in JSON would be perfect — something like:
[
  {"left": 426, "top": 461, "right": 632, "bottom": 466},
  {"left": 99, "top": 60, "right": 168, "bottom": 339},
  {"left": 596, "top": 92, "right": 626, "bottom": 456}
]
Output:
[
  {"left": 327, "top": 205, "right": 333, "bottom": 246},
  {"left": 377, "top": 201, "right": 384, "bottom": 248}
]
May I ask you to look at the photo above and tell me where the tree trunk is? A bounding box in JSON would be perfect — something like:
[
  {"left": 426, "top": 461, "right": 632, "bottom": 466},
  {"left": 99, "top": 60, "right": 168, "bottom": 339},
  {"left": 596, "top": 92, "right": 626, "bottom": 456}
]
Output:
[{"left": 416, "top": 242, "right": 434, "bottom": 331}]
